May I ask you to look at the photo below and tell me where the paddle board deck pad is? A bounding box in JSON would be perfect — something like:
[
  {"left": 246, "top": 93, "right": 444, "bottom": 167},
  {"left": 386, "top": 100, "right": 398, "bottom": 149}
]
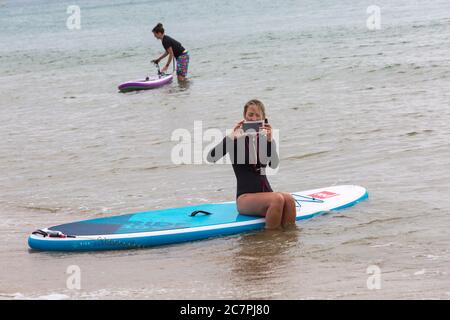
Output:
[
  {"left": 118, "top": 74, "right": 173, "bottom": 92},
  {"left": 28, "top": 185, "right": 368, "bottom": 251}
]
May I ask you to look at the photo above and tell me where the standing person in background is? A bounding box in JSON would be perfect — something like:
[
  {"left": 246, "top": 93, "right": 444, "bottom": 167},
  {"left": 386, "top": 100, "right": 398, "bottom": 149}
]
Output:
[{"left": 151, "top": 23, "right": 189, "bottom": 82}]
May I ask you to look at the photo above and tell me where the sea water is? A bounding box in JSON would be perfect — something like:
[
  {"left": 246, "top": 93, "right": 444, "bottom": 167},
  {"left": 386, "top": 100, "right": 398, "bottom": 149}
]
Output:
[{"left": 1, "top": 0, "right": 449, "bottom": 299}]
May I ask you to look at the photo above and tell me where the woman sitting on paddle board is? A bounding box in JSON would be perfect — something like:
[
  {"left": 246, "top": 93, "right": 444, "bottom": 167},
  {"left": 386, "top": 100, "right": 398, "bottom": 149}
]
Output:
[
  {"left": 151, "top": 23, "right": 189, "bottom": 82},
  {"left": 207, "top": 99, "right": 296, "bottom": 230}
]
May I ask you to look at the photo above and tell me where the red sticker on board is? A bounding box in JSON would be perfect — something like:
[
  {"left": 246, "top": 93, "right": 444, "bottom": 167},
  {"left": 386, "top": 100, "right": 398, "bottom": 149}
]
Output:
[{"left": 308, "top": 191, "right": 339, "bottom": 199}]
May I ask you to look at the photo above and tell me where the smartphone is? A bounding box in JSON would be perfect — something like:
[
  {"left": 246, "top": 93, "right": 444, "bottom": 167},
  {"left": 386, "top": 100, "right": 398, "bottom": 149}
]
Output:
[{"left": 242, "top": 120, "right": 264, "bottom": 132}]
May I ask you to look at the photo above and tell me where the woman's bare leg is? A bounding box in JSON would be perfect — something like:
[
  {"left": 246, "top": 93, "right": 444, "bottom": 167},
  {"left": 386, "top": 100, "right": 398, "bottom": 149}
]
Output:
[
  {"left": 237, "top": 192, "right": 285, "bottom": 230},
  {"left": 280, "top": 192, "right": 297, "bottom": 228}
]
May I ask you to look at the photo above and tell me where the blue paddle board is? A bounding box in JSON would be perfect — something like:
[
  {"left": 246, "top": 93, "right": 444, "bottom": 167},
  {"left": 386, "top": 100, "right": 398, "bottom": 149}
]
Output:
[{"left": 28, "top": 185, "right": 368, "bottom": 251}]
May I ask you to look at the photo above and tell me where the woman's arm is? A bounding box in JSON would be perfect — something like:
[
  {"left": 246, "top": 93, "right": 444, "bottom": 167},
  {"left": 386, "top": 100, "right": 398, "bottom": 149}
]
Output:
[
  {"left": 259, "top": 123, "right": 279, "bottom": 168},
  {"left": 207, "top": 136, "right": 232, "bottom": 163},
  {"left": 207, "top": 121, "right": 245, "bottom": 163},
  {"left": 153, "top": 51, "right": 169, "bottom": 64},
  {"left": 266, "top": 140, "right": 279, "bottom": 169}
]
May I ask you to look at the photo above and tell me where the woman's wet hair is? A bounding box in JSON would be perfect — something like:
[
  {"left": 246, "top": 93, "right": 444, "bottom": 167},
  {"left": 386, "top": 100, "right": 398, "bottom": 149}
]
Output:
[
  {"left": 152, "top": 23, "right": 164, "bottom": 34},
  {"left": 244, "top": 99, "right": 266, "bottom": 119}
]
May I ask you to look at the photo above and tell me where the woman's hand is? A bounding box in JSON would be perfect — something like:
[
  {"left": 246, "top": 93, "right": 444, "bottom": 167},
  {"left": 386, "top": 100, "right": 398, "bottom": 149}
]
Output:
[
  {"left": 229, "top": 120, "right": 245, "bottom": 140},
  {"left": 261, "top": 123, "right": 273, "bottom": 141},
  {"left": 161, "top": 65, "right": 169, "bottom": 73}
]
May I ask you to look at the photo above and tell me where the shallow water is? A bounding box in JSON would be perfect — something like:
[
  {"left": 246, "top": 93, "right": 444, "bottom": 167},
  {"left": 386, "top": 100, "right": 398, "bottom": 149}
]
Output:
[{"left": 1, "top": 0, "right": 450, "bottom": 299}]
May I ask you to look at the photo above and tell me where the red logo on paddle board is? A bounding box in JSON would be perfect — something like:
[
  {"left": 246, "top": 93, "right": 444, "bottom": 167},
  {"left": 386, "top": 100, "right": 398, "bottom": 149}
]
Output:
[{"left": 309, "top": 191, "right": 339, "bottom": 199}]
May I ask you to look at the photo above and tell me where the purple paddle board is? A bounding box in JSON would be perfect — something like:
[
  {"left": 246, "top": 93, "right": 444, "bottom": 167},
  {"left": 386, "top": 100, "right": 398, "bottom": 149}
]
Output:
[{"left": 118, "top": 74, "right": 173, "bottom": 92}]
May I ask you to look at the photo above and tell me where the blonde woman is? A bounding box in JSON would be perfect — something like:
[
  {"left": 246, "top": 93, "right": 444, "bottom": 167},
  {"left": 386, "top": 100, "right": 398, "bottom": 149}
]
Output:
[{"left": 207, "top": 99, "right": 296, "bottom": 230}]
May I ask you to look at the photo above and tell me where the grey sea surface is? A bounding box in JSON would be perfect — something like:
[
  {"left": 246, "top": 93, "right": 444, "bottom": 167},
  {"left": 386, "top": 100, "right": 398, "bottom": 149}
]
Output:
[{"left": 0, "top": 0, "right": 449, "bottom": 299}]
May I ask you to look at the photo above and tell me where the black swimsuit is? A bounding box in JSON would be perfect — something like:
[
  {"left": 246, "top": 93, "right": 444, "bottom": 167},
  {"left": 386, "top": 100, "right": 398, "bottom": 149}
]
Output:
[{"left": 207, "top": 135, "right": 279, "bottom": 199}]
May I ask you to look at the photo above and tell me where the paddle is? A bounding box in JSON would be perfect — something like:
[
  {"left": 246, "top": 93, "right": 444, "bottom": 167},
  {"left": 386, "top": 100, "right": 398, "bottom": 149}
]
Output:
[
  {"left": 150, "top": 57, "right": 176, "bottom": 79},
  {"left": 145, "top": 61, "right": 162, "bottom": 81}
]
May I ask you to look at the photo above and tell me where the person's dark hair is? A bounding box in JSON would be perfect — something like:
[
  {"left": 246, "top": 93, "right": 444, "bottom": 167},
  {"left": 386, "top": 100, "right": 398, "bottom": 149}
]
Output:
[{"left": 152, "top": 23, "right": 164, "bottom": 34}]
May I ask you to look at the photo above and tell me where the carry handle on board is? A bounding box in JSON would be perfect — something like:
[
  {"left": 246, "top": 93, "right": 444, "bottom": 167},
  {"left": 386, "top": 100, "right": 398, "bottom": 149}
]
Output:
[
  {"left": 190, "top": 210, "right": 213, "bottom": 217},
  {"left": 32, "top": 229, "right": 76, "bottom": 238}
]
